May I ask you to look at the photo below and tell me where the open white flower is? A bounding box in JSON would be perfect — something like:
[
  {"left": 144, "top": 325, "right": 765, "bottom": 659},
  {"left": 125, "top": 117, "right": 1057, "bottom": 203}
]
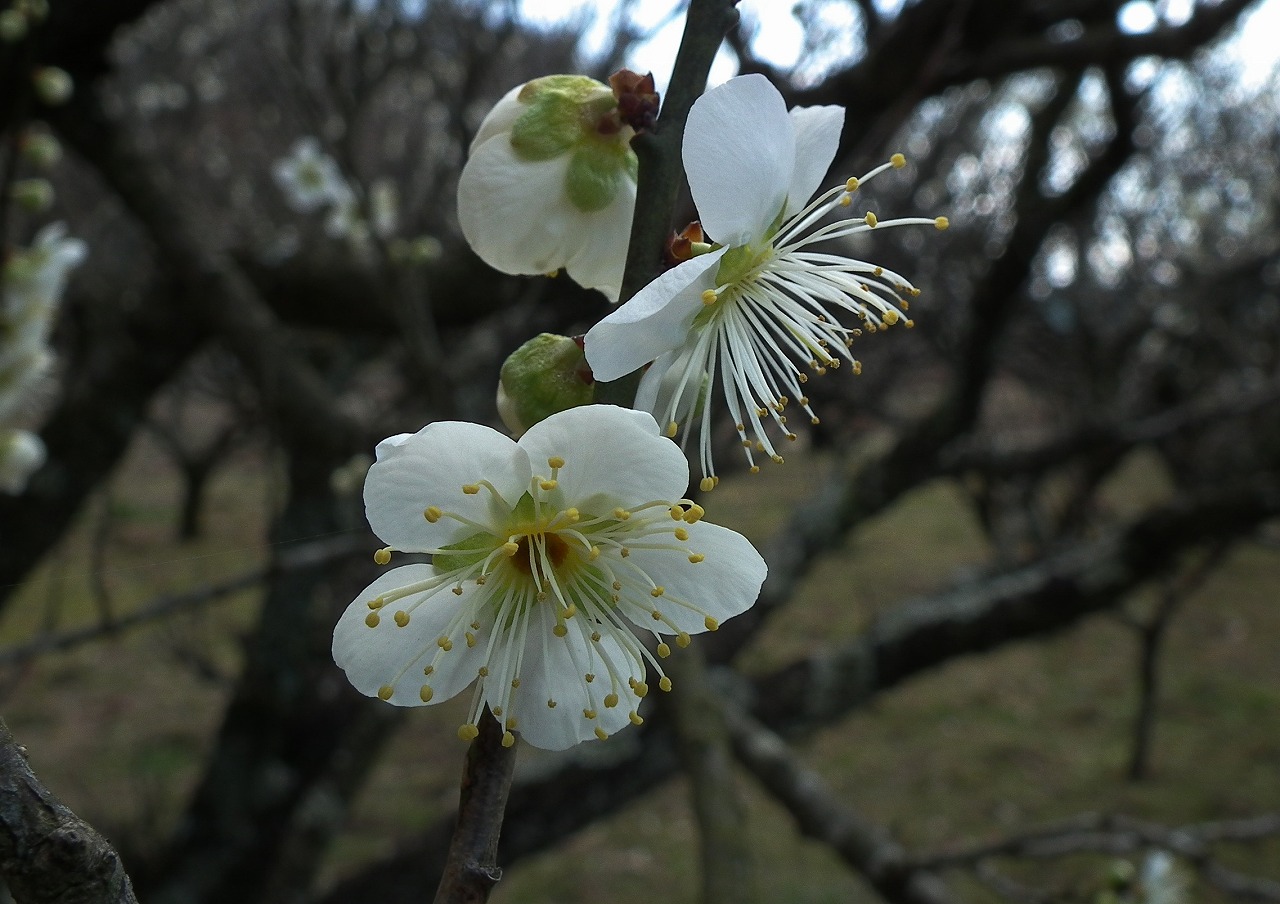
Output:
[
  {"left": 457, "top": 76, "right": 639, "bottom": 302},
  {"left": 272, "top": 138, "right": 352, "bottom": 214},
  {"left": 332, "top": 404, "right": 766, "bottom": 750},
  {"left": 585, "top": 74, "right": 947, "bottom": 489}
]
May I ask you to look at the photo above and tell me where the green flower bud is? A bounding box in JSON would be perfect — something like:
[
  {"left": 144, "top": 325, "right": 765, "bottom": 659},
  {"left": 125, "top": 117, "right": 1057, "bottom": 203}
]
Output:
[
  {"left": 33, "top": 66, "right": 74, "bottom": 106},
  {"left": 20, "top": 129, "right": 62, "bottom": 170},
  {"left": 497, "top": 334, "right": 594, "bottom": 436},
  {"left": 12, "top": 178, "right": 54, "bottom": 213},
  {"left": 0, "top": 9, "right": 28, "bottom": 42}
]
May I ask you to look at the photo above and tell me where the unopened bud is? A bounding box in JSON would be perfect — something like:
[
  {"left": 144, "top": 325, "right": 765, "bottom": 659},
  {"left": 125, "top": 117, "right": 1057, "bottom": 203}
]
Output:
[
  {"left": 0, "top": 9, "right": 28, "bottom": 42},
  {"left": 19, "top": 129, "right": 62, "bottom": 170},
  {"left": 497, "top": 333, "right": 594, "bottom": 437},
  {"left": 33, "top": 66, "right": 74, "bottom": 106},
  {"left": 13, "top": 178, "right": 54, "bottom": 213}
]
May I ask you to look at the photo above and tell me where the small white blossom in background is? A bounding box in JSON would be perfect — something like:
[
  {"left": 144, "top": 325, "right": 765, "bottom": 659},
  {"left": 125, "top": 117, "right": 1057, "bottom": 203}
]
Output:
[
  {"left": 32, "top": 65, "right": 73, "bottom": 106},
  {"left": 585, "top": 74, "right": 948, "bottom": 490},
  {"left": 272, "top": 137, "right": 353, "bottom": 215},
  {"left": 368, "top": 177, "right": 399, "bottom": 239},
  {"left": 0, "top": 429, "right": 46, "bottom": 494},
  {"left": 0, "top": 221, "right": 87, "bottom": 493},
  {"left": 457, "top": 74, "right": 644, "bottom": 302},
  {"left": 1139, "top": 851, "right": 1188, "bottom": 904},
  {"left": 332, "top": 404, "right": 766, "bottom": 750}
]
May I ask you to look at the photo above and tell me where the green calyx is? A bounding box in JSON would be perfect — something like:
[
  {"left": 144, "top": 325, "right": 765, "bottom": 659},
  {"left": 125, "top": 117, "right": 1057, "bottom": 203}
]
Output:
[
  {"left": 498, "top": 333, "right": 594, "bottom": 436},
  {"left": 508, "top": 75, "right": 638, "bottom": 213}
]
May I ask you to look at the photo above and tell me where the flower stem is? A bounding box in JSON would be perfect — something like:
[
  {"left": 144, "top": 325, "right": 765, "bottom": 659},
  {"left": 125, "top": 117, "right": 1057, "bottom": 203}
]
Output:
[{"left": 432, "top": 707, "right": 518, "bottom": 904}]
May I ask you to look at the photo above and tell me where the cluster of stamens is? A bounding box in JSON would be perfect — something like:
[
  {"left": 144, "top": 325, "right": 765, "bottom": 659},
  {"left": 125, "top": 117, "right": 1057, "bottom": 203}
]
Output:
[
  {"left": 362, "top": 454, "right": 722, "bottom": 746},
  {"left": 659, "top": 154, "right": 949, "bottom": 488}
]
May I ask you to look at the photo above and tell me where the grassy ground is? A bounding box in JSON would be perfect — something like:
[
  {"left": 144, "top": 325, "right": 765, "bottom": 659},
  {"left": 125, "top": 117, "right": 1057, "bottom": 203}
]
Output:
[{"left": 1, "top": 434, "right": 1277, "bottom": 902}]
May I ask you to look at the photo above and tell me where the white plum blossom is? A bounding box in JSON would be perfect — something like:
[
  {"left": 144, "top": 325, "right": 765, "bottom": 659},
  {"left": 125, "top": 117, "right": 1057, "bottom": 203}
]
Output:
[
  {"left": 332, "top": 404, "right": 766, "bottom": 750},
  {"left": 272, "top": 137, "right": 352, "bottom": 214},
  {"left": 585, "top": 74, "right": 947, "bottom": 489},
  {"left": 457, "top": 76, "right": 639, "bottom": 302},
  {"left": 0, "top": 429, "right": 46, "bottom": 494},
  {"left": 0, "top": 222, "right": 85, "bottom": 493}
]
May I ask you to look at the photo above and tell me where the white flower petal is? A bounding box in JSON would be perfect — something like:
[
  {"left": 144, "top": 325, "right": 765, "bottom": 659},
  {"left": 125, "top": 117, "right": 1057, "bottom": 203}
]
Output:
[
  {"left": 625, "top": 520, "right": 766, "bottom": 635},
  {"left": 470, "top": 84, "right": 525, "bottom": 151},
  {"left": 584, "top": 247, "right": 726, "bottom": 381},
  {"left": 785, "top": 105, "right": 844, "bottom": 219},
  {"left": 684, "top": 74, "right": 794, "bottom": 245},
  {"left": 333, "top": 565, "right": 488, "bottom": 706},
  {"left": 365, "top": 421, "right": 531, "bottom": 552},
  {"left": 511, "top": 604, "right": 638, "bottom": 749},
  {"left": 518, "top": 404, "right": 689, "bottom": 507},
  {"left": 561, "top": 175, "right": 636, "bottom": 303}
]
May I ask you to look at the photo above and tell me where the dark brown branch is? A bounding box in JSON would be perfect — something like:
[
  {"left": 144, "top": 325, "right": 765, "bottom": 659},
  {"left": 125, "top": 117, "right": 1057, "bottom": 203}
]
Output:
[
  {"left": 0, "top": 718, "right": 139, "bottom": 904},
  {"left": 725, "top": 704, "right": 956, "bottom": 904},
  {"left": 433, "top": 708, "right": 518, "bottom": 904}
]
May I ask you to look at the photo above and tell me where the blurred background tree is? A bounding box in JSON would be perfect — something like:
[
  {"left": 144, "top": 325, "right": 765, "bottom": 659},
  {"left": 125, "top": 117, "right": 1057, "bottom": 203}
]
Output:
[{"left": 0, "top": 1, "right": 1277, "bottom": 902}]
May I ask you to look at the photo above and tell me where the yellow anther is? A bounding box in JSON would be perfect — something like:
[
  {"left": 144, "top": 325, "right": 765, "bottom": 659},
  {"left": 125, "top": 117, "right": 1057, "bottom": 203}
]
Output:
[
  {"left": 478, "top": 666, "right": 489, "bottom": 677},
  {"left": 699, "top": 476, "right": 716, "bottom": 492},
  {"left": 683, "top": 504, "right": 705, "bottom": 524},
  {"left": 750, "top": 465, "right": 761, "bottom": 474},
  {"left": 547, "top": 699, "right": 557, "bottom": 709},
  {"left": 563, "top": 603, "right": 577, "bottom": 619},
  {"left": 853, "top": 361, "right": 864, "bottom": 375},
  {"left": 419, "top": 685, "right": 433, "bottom": 702},
  {"left": 621, "top": 548, "right": 630, "bottom": 557},
  {"left": 394, "top": 610, "right": 410, "bottom": 627},
  {"left": 590, "top": 546, "right": 601, "bottom": 559},
  {"left": 845, "top": 176, "right": 859, "bottom": 191},
  {"left": 657, "top": 642, "right": 671, "bottom": 658},
  {"left": 585, "top": 672, "right": 595, "bottom": 682},
  {"left": 437, "top": 636, "right": 453, "bottom": 651},
  {"left": 367, "top": 596, "right": 385, "bottom": 610},
  {"left": 633, "top": 681, "right": 649, "bottom": 698},
  {"left": 424, "top": 665, "right": 435, "bottom": 676},
  {"left": 501, "top": 731, "right": 516, "bottom": 748},
  {"left": 612, "top": 580, "right": 622, "bottom": 591},
  {"left": 786, "top": 434, "right": 797, "bottom": 442},
  {"left": 650, "top": 586, "right": 665, "bottom": 598},
  {"left": 378, "top": 685, "right": 393, "bottom": 700},
  {"left": 811, "top": 417, "right": 821, "bottom": 425},
  {"left": 502, "top": 541, "right": 519, "bottom": 556},
  {"left": 771, "top": 454, "right": 785, "bottom": 464},
  {"left": 909, "top": 286, "right": 922, "bottom": 297},
  {"left": 548, "top": 455, "right": 565, "bottom": 469},
  {"left": 883, "top": 309, "right": 900, "bottom": 326},
  {"left": 511, "top": 678, "right": 520, "bottom": 688},
  {"left": 424, "top": 506, "right": 442, "bottom": 522},
  {"left": 458, "top": 723, "right": 479, "bottom": 742},
  {"left": 839, "top": 195, "right": 852, "bottom": 207},
  {"left": 465, "top": 632, "right": 477, "bottom": 648},
  {"left": 670, "top": 504, "right": 684, "bottom": 520},
  {"left": 470, "top": 621, "right": 481, "bottom": 630},
  {"left": 594, "top": 727, "right": 608, "bottom": 741},
  {"left": 583, "top": 708, "right": 597, "bottom": 720},
  {"left": 674, "top": 527, "right": 689, "bottom": 541},
  {"left": 890, "top": 152, "right": 906, "bottom": 168},
  {"left": 704, "top": 616, "right": 720, "bottom": 631},
  {"left": 591, "top": 631, "right": 601, "bottom": 642},
  {"left": 864, "top": 211, "right": 878, "bottom": 227},
  {"left": 701, "top": 289, "right": 718, "bottom": 305},
  {"left": 452, "top": 586, "right": 464, "bottom": 596},
  {"left": 553, "top": 624, "right": 568, "bottom": 638},
  {"left": 613, "top": 507, "right": 630, "bottom": 520},
  {"left": 373, "top": 547, "right": 392, "bottom": 565},
  {"left": 666, "top": 421, "right": 679, "bottom": 438},
  {"left": 935, "top": 215, "right": 950, "bottom": 230},
  {"left": 659, "top": 676, "right": 673, "bottom": 692},
  {"left": 505, "top": 717, "right": 518, "bottom": 729},
  {"left": 688, "top": 553, "right": 705, "bottom": 564},
  {"left": 905, "top": 319, "right": 916, "bottom": 329},
  {"left": 365, "top": 612, "right": 381, "bottom": 628},
  {"left": 651, "top": 610, "right": 662, "bottom": 620},
  {"left": 628, "top": 711, "right": 644, "bottom": 726},
  {"left": 539, "top": 478, "right": 558, "bottom": 491},
  {"left": 462, "top": 483, "right": 480, "bottom": 495},
  {"left": 564, "top": 508, "right": 580, "bottom": 522},
  {"left": 677, "top": 632, "right": 691, "bottom": 648},
  {"left": 604, "top": 693, "right": 619, "bottom": 708}
]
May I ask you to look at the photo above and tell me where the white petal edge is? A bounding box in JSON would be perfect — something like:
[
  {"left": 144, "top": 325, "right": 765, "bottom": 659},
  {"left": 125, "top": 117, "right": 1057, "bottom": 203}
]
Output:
[
  {"left": 684, "top": 74, "right": 794, "bottom": 245},
  {"left": 623, "top": 519, "right": 766, "bottom": 635},
  {"left": 561, "top": 173, "right": 636, "bottom": 303},
  {"left": 785, "top": 105, "right": 845, "bottom": 220},
  {"left": 518, "top": 404, "right": 689, "bottom": 508},
  {"left": 584, "top": 247, "right": 726, "bottom": 381},
  {"left": 470, "top": 84, "right": 525, "bottom": 151},
  {"left": 333, "top": 565, "right": 488, "bottom": 706},
  {"left": 365, "top": 421, "right": 530, "bottom": 552}
]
